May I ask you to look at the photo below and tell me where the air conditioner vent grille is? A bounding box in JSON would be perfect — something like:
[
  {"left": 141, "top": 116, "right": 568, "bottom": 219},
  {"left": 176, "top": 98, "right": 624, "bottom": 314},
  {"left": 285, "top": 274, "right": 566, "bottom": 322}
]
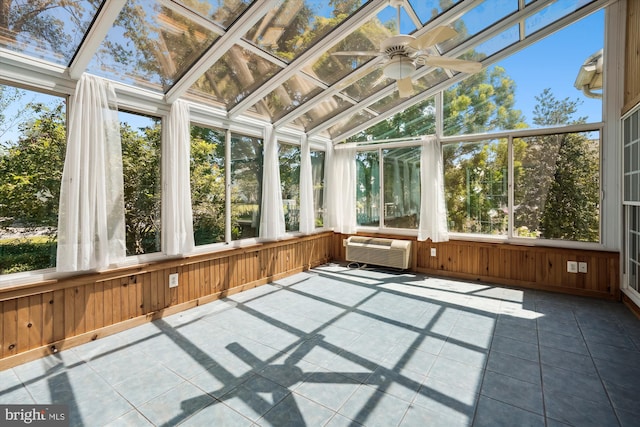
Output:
[{"left": 345, "top": 236, "right": 411, "bottom": 270}]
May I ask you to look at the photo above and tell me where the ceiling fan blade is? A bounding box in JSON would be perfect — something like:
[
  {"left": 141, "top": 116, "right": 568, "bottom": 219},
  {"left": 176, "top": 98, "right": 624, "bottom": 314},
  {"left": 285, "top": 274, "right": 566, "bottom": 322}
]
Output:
[
  {"left": 423, "top": 56, "right": 482, "bottom": 73},
  {"left": 411, "top": 26, "right": 458, "bottom": 50},
  {"left": 331, "top": 51, "right": 380, "bottom": 56},
  {"left": 397, "top": 77, "right": 413, "bottom": 98}
]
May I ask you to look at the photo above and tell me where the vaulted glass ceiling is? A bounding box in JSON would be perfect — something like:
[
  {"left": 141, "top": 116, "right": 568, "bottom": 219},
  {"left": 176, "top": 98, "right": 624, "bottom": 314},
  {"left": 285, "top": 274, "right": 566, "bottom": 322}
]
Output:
[{"left": 0, "top": 0, "right": 603, "bottom": 142}]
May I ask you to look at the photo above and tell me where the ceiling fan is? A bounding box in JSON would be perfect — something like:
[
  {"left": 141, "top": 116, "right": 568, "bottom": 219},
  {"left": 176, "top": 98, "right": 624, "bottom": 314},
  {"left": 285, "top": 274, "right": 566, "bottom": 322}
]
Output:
[{"left": 332, "top": 3, "right": 482, "bottom": 98}]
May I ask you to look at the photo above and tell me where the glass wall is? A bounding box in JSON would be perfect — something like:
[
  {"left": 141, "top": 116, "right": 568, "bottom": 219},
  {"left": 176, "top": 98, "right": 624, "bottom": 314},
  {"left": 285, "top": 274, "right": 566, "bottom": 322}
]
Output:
[
  {"left": 190, "top": 125, "right": 226, "bottom": 246},
  {"left": 311, "top": 150, "right": 326, "bottom": 227},
  {"left": 444, "top": 140, "right": 508, "bottom": 235},
  {"left": 514, "top": 131, "right": 600, "bottom": 242},
  {"left": 0, "top": 85, "right": 66, "bottom": 274},
  {"left": 231, "top": 134, "right": 263, "bottom": 240},
  {"left": 120, "top": 111, "right": 162, "bottom": 255},
  {"left": 356, "top": 151, "right": 380, "bottom": 227},
  {"left": 279, "top": 144, "right": 301, "bottom": 232},
  {"left": 383, "top": 147, "right": 421, "bottom": 229}
]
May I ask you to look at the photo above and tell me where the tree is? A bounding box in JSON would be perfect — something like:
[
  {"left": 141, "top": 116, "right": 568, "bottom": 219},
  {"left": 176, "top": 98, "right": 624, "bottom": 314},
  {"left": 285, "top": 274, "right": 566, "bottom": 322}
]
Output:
[
  {"left": 121, "top": 121, "right": 162, "bottom": 255},
  {"left": 190, "top": 125, "right": 226, "bottom": 245},
  {"left": 515, "top": 89, "right": 599, "bottom": 241}
]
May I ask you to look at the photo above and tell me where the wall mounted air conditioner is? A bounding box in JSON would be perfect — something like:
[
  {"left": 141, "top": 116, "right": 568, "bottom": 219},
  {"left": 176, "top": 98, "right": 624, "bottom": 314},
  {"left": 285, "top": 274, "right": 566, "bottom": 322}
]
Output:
[{"left": 345, "top": 236, "right": 412, "bottom": 270}]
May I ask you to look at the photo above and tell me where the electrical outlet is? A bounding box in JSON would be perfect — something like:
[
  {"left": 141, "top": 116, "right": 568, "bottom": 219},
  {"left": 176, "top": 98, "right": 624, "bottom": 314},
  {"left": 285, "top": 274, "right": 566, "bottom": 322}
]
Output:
[
  {"left": 430, "top": 248, "right": 437, "bottom": 257},
  {"left": 169, "top": 273, "right": 179, "bottom": 288},
  {"left": 567, "top": 261, "right": 578, "bottom": 273},
  {"left": 578, "top": 262, "right": 588, "bottom": 273}
]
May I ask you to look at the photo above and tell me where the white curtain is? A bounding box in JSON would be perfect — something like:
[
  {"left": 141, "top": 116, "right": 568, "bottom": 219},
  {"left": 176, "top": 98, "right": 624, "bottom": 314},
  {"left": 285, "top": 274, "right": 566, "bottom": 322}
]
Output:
[
  {"left": 418, "top": 136, "right": 449, "bottom": 242},
  {"left": 327, "top": 144, "right": 357, "bottom": 234},
  {"left": 57, "top": 74, "right": 126, "bottom": 272},
  {"left": 299, "top": 134, "right": 315, "bottom": 234},
  {"left": 260, "top": 126, "right": 285, "bottom": 240},
  {"left": 163, "top": 100, "right": 195, "bottom": 256}
]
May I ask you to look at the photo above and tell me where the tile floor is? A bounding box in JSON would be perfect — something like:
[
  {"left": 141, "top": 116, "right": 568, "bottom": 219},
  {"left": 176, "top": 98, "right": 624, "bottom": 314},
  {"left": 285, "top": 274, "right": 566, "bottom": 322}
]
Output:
[{"left": 1, "top": 263, "right": 640, "bottom": 426}]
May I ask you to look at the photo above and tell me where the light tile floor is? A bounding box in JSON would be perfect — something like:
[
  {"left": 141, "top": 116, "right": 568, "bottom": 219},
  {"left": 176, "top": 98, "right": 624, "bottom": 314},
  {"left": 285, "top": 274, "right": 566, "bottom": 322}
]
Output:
[{"left": 2, "top": 263, "right": 640, "bottom": 426}]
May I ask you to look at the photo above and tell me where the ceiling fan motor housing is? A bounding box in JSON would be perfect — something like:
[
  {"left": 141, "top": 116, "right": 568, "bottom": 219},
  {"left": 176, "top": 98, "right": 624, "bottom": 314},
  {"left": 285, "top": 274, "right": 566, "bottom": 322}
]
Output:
[{"left": 381, "top": 35, "right": 417, "bottom": 79}]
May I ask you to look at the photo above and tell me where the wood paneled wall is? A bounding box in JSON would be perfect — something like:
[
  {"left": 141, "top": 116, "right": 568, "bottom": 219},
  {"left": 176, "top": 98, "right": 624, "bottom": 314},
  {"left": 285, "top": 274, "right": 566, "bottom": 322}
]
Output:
[
  {"left": 0, "top": 232, "right": 332, "bottom": 369},
  {"left": 332, "top": 233, "right": 619, "bottom": 300},
  {"left": 624, "top": 0, "right": 640, "bottom": 114}
]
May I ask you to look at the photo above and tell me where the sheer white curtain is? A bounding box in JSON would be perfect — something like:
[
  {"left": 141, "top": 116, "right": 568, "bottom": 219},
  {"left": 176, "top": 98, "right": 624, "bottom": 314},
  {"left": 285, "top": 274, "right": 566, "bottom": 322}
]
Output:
[
  {"left": 418, "top": 136, "right": 449, "bottom": 242},
  {"left": 327, "top": 144, "right": 357, "bottom": 234},
  {"left": 299, "top": 134, "right": 315, "bottom": 234},
  {"left": 163, "top": 100, "right": 195, "bottom": 256},
  {"left": 260, "top": 126, "right": 285, "bottom": 240},
  {"left": 57, "top": 74, "right": 126, "bottom": 272}
]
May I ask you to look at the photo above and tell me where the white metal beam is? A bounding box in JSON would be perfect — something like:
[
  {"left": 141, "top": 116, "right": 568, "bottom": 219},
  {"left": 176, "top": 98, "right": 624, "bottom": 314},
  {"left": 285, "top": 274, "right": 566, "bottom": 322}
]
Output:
[{"left": 68, "top": 0, "right": 127, "bottom": 79}]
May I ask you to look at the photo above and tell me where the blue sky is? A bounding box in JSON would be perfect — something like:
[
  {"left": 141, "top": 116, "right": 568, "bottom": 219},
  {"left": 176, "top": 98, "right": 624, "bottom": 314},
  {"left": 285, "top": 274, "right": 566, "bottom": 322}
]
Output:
[{"left": 495, "top": 9, "right": 604, "bottom": 124}]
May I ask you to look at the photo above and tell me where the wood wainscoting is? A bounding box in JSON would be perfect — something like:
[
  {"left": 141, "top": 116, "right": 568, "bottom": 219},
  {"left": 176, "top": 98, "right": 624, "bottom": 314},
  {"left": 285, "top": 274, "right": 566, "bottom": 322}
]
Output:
[
  {"left": 0, "top": 232, "right": 332, "bottom": 369},
  {"left": 331, "top": 233, "right": 619, "bottom": 300}
]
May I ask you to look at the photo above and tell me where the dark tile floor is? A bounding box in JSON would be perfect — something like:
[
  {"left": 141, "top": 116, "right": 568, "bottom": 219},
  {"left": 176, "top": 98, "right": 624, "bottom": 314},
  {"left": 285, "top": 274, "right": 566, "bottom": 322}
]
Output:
[{"left": 1, "top": 264, "right": 640, "bottom": 426}]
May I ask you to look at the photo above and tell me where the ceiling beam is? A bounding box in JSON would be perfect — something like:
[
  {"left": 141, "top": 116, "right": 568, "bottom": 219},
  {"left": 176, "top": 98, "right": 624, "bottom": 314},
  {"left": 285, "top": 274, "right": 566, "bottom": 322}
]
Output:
[
  {"left": 165, "top": 0, "right": 281, "bottom": 104},
  {"left": 68, "top": 0, "right": 127, "bottom": 79}
]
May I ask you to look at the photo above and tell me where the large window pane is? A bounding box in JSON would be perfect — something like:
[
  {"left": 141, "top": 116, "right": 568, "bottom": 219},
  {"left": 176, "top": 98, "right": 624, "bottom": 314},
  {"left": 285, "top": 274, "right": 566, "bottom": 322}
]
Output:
[
  {"left": 120, "top": 112, "right": 162, "bottom": 255},
  {"left": 383, "top": 147, "right": 420, "bottom": 229},
  {"left": 311, "top": 150, "right": 326, "bottom": 227},
  {"left": 444, "top": 140, "right": 508, "bottom": 235},
  {"left": 514, "top": 132, "right": 600, "bottom": 242},
  {"left": 280, "top": 144, "right": 301, "bottom": 232},
  {"left": 0, "top": 86, "right": 66, "bottom": 274},
  {"left": 356, "top": 151, "right": 380, "bottom": 227},
  {"left": 190, "top": 125, "right": 226, "bottom": 245},
  {"left": 231, "top": 134, "right": 263, "bottom": 240}
]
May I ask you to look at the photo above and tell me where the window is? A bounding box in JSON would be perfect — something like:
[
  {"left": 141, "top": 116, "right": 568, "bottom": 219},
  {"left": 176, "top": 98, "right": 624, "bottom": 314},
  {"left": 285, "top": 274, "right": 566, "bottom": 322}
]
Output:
[
  {"left": 444, "top": 140, "right": 508, "bottom": 235},
  {"left": 514, "top": 131, "right": 600, "bottom": 242},
  {"left": 279, "top": 143, "right": 300, "bottom": 232},
  {"left": 383, "top": 147, "right": 421, "bottom": 229},
  {"left": 624, "top": 107, "right": 640, "bottom": 293},
  {"left": 356, "top": 150, "right": 380, "bottom": 227},
  {"left": 120, "top": 111, "right": 162, "bottom": 255},
  {"left": 231, "top": 134, "right": 263, "bottom": 240},
  {"left": 190, "top": 125, "right": 226, "bottom": 246},
  {"left": 311, "top": 150, "right": 326, "bottom": 227},
  {"left": 0, "top": 85, "right": 66, "bottom": 274}
]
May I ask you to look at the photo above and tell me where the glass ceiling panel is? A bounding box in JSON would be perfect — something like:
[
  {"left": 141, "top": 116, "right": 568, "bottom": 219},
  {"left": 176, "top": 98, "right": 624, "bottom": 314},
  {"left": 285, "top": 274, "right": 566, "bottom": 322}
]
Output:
[
  {"left": 0, "top": 0, "right": 101, "bottom": 65},
  {"left": 189, "top": 44, "right": 282, "bottom": 109},
  {"left": 262, "top": 75, "right": 324, "bottom": 121},
  {"left": 87, "top": 0, "right": 219, "bottom": 93},
  {"left": 174, "top": 0, "right": 254, "bottom": 29},
  {"left": 298, "top": 96, "right": 353, "bottom": 130},
  {"left": 328, "top": 110, "right": 376, "bottom": 138},
  {"left": 301, "top": 7, "right": 414, "bottom": 86},
  {"left": 245, "top": 0, "right": 366, "bottom": 63},
  {"left": 456, "top": 24, "right": 520, "bottom": 62},
  {"left": 409, "top": 0, "right": 463, "bottom": 25},
  {"left": 437, "top": 0, "right": 518, "bottom": 54},
  {"left": 525, "top": 0, "right": 596, "bottom": 36},
  {"left": 341, "top": 68, "right": 394, "bottom": 102}
]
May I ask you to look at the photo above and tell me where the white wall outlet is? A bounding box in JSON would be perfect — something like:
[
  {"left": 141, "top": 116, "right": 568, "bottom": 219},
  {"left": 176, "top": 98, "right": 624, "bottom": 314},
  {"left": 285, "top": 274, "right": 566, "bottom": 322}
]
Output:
[
  {"left": 567, "top": 261, "right": 578, "bottom": 273},
  {"left": 578, "top": 262, "right": 588, "bottom": 273},
  {"left": 169, "top": 273, "right": 179, "bottom": 288},
  {"left": 430, "top": 248, "right": 437, "bottom": 257}
]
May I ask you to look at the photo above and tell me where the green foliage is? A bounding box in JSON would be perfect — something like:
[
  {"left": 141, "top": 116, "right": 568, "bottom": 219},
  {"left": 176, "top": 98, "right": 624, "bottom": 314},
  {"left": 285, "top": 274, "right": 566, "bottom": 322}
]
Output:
[
  {"left": 0, "top": 237, "right": 56, "bottom": 274},
  {"left": 121, "top": 120, "right": 162, "bottom": 255}
]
